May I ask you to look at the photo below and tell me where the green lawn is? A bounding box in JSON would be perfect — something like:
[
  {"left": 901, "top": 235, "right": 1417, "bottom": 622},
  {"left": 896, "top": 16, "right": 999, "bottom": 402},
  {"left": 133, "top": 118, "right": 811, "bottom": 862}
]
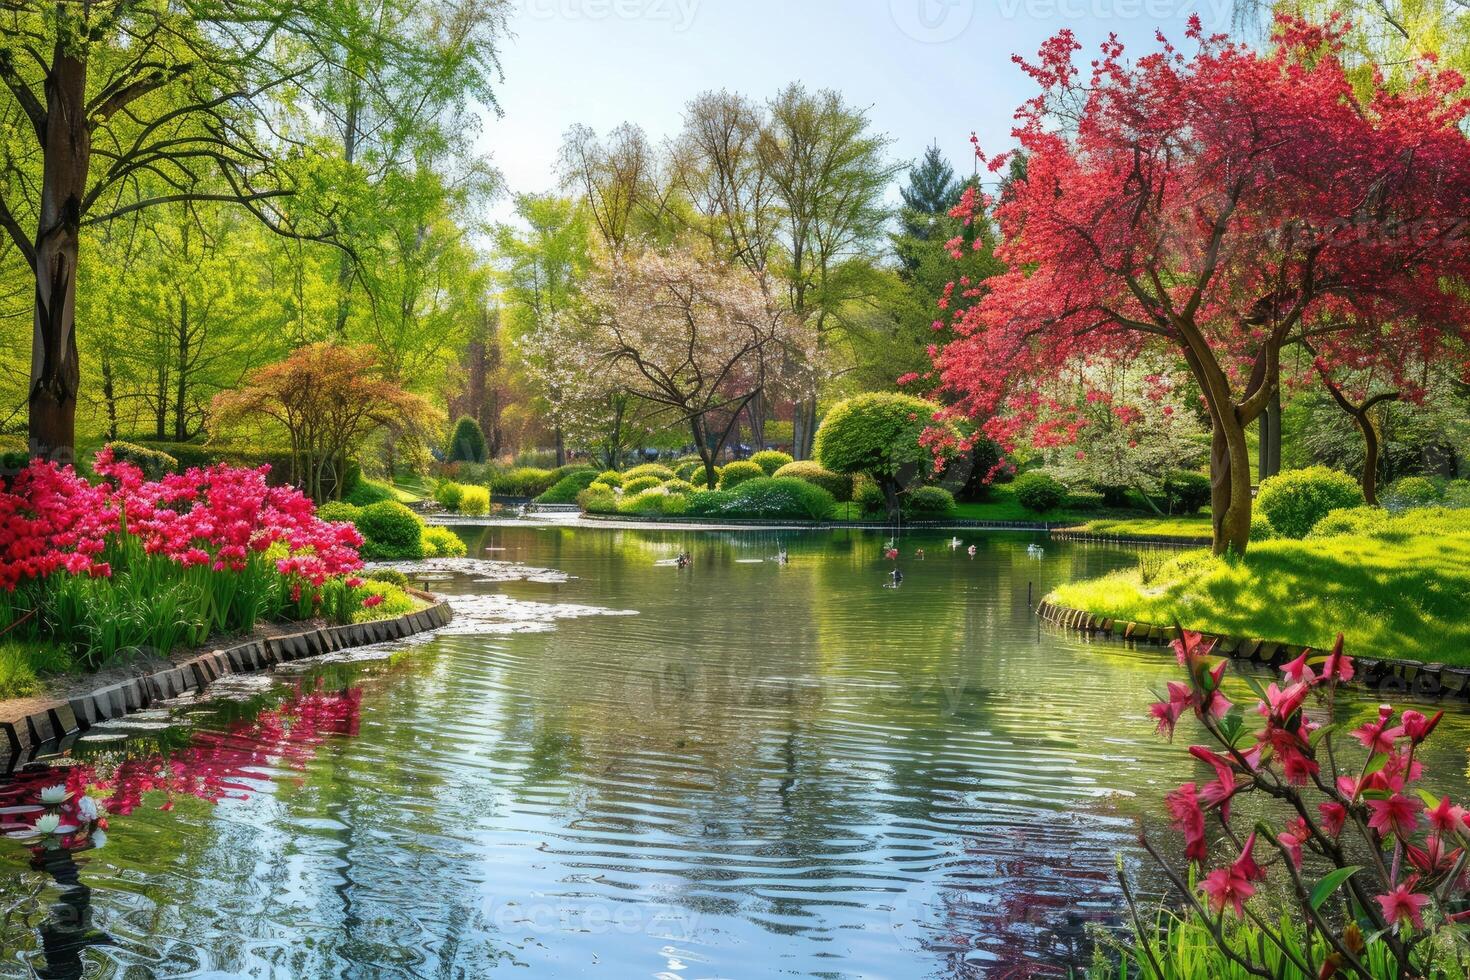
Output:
[
  {"left": 1049, "top": 512, "right": 1470, "bottom": 663},
  {"left": 390, "top": 473, "right": 431, "bottom": 503},
  {"left": 1063, "top": 516, "right": 1213, "bottom": 540},
  {"left": 0, "top": 639, "right": 74, "bottom": 701}
]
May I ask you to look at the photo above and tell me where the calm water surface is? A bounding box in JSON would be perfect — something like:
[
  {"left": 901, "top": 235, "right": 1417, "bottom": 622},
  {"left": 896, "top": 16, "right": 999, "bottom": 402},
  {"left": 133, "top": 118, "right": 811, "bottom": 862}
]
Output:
[{"left": 2, "top": 524, "right": 1467, "bottom": 979}]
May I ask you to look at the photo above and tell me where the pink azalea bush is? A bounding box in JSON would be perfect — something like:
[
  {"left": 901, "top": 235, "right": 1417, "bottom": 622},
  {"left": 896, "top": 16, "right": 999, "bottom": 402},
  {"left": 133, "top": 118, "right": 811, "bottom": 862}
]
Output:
[
  {"left": 0, "top": 450, "right": 369, "bottom": 667},
  {"left": 1128, "top": 629, "right": 1469, "bottom": 978}
]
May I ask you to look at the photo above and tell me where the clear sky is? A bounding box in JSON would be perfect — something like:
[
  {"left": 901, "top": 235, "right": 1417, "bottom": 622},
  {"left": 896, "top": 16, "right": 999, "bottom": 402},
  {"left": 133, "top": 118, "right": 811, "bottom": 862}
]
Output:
[{"left": 475, "top": 0, "right": 1245, "bottom": 220}]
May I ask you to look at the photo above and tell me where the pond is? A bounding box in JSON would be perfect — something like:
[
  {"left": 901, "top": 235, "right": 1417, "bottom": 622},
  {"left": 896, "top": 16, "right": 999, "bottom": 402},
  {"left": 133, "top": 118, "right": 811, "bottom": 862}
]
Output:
[{"left": 2, "top": 524, "right": 1468, "bottom": 979}]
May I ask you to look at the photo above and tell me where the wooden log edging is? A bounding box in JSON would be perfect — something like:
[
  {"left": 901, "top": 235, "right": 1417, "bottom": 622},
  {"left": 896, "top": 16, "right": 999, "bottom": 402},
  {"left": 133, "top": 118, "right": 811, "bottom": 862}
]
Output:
[
  {"left": 1035, "top": 599, "right": 1470, "bottom": 702},
  {"left": 0, "top": 597, "right": 454, "bottom": 774},
  {"left": 1048, "top": 529, "right": 1211, "bottom": 548}
]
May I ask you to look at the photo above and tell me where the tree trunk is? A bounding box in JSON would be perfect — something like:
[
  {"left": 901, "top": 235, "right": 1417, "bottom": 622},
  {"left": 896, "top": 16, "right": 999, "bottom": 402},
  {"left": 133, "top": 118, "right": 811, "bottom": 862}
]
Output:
[
  {"left": 174, "top": 295, "right": 189, "bottom": 441},
  {"left": 1357, "top": 410, "right": 1382, "bottom": 505},
  {"left": 1209, "top": 414, "right": 1254, "bottom": 556},
  {"left": 29, "top": 44, "right": 89, "bottom": 464},
  {"left": 692, "top": 417, "right": 717, "bottom": 489},
  {"left": 1267, "top": 389, "right": 1282, "bottom": 478},
  {"left": 101, "top": 356, "right": 118, "bottom": 442},
  {"left": 880, "top": 475, "right": 901, "bottom": 523},
  {"left": 554, "top": 427, "right": 566, "bottom": 468}
]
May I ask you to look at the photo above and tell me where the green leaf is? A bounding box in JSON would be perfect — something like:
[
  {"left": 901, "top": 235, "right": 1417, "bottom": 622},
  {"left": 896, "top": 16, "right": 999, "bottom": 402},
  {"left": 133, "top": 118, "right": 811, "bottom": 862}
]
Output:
[
  {"left": 1239, "top": 671, "right": 1271, "bottom": 704},
  {"left": 1363, "top": 753, "right": 1389, "bottom": 777},
  {"left": 1308, "top": 723, "right": 1337, "bottom": 749},
  {"left": 1310, "top": 867, "right": 1363, "bottom": 911},
  {"left": 1417, "top": 789, "right": 1442, "bottom": 811}
]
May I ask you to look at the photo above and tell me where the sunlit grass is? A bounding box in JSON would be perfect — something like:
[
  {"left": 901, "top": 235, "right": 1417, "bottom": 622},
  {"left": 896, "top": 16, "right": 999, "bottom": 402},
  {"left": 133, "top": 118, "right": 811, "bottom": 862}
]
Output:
[
  {"left": 0, "top": 639, "right": 74, "bottom": 700},
  {"left": 1066, "top": 516, "right": 1213, "bottom": 540},
  {"left": 1051, "top": 525, "right": 1470, "bottom": 663}
]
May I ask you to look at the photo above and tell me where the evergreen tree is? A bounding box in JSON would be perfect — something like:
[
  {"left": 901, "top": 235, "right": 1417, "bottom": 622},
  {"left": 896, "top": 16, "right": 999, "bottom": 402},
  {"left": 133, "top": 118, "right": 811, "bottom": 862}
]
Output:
[{"left": 899, "top": 145, "right": 961, "bottom": 242}]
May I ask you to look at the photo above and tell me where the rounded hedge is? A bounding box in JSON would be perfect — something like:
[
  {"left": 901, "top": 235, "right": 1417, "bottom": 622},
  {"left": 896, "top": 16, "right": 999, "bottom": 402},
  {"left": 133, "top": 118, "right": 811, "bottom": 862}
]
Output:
[
  {"left": 814, "top": 392, "right": 949, "bottom": 485},
  {"left": 1163, "top": 471, "right": 1212, "bottom": 515},
  {"left": 422, "top": 525, "right": 468, "bottom": 558},
  {"left": 1013, "top": 472, "right": 1066, "bottom": 513},
  {"left": 577, "top": 486, "right": 619, "bottom": 514},
  {"left": 433, "top": 480, "right": 464, "bottom": 512},
  {"left": 618, "top": 489, "right": 690, "bottom": 516},
  {"left": 686, "top": 477, "right": 835, "bottom": 520},
  {"left": 621, "top": 475, "right": 663, "bottom": 495},
  {"left": 103, "top": 440, "right": 179, "bottom": 479},
  {"left": 595, "top": 470, "right": 624, "bottom": 488},
  {"left": 1255, "top": 466, "right": 1365, "bottom": 539},
  {"left": 490, "top": 467, "right": 556, "bottom": 498},
  {"left": 1445, "top": 479, "right": 1470, "bottom": 508},
  {"left": 366, "top": 568, "right": 409, "bottom": 588},
  {"left": 718, "top": 460, "right": 765, "bottom": 490},
  {"left": 355, "top": 501, "right": 425, "bottom": 561},
  {"left": 447, "top": 417, "right": 487, "bottom": 464},
  {"left": 749, "top": 450, "right": 794, "bottom": 476},
  {"left": 1383, "top": 476, "right": 1441, "bottom": 511},
  {"left": 622, "top": 463, "right": 677, "bottom": 482},
  {"left": 772, "top": 461, "right": 854, "bottom": 502},
  {"left": 1308, "top": 506, "right": 1388, "bottom": 539},
  {"left": 459, "top": 485, "right": 490, "bottom": 516},
  {"left": 317, "top": 501, "right": 362, "bottom": 524},
  {"left": 1250, "top": 510, "right": 1277, "bottom": 542},
  {"left": 852, "top": 479, "right": 886, "bottom": 514},
  {"left": 662, "top": 479, "right": 697, "bottom": 494},
  {"left": 904, "top": 486, "right": 956, "bottom": 517},
  {"left": 344, "top": 479, "right": 396, "bottom": 507},
  {"left": 538, "top": 470, "right": 602, "bottom": 503}
]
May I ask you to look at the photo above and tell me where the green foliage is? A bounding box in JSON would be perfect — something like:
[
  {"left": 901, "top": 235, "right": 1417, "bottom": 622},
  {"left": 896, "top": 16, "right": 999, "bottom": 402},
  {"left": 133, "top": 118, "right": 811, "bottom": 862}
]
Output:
[
  {"left": 355, "top": 501, "right": 426, "bottom": 561},
  {"left": 619, "top": 476, "right": 662, "bottom": 494},
  {"left": 538, "top": 470, "right": 602, "bottom": 503},
  {"left": 351, "top": 580, "right": 419, "bottom": 623},
  {"left": 103, "top": 441, "right": 179, "bottom": 478},
  {"left": 852, "top": 478, "right": 886, "bottom": 514},
  {"left": 549, "top": 464, "right": 596, "bottom": 482},
  {"left": 1255, "top": 466, "right": 1365, "bottom": 539},
  {"left": 1308, "top": 506, "right": 1388, "bottom": 539},
  {"left": 447, "top": 417, "right": 488, "bottom": 463},
  {"left": 662, "top": 479, "right": 697, "bottom": 494},
  {"left": 718, "top": 460, "right": 765, "bottom": 490},
  {"left": 673, "top": 459, "right": 708, "bottom": 482},
  {"left": 1446, "top": 480, "right": 1470, "bottom": 508},
  {"left": 748, "top": 450, "right": 794, "bottom": 476},
  {"left": 366, "top": 568, "right": 410, "bottom": 588},
  {"left": 596, "top": 470, "right": 625, "bottom": 488},
  {"left": 459, "top": 485, "right": 490, "bottom": 516},
  {"left": 345, "top": 479, "right": 396, "bottom": 507},
  {"left": 490, "top": 467, "right": 556, "bottom": 498},
  {"left": 1383, "top": 475, "right": 1441, "bottom": 511},
  {"left": 814, "top": 392, "right": 950, "bottom": 487},
  {"left": 1162, "top": 470, "right": 1212, "bottom": 515},
  {"left": 1063, "top": 490, "right": 1105, "bottom": 511},
  {"left": 772, "top": 461, "right": 855, "bottom": 502},
  {"left": 0, "top": 640, "right": 73, "bottom": 700},
  {"left": 317, "top": 501, "right": 362, "bottom": 524},
  {"left": 903, "top": 486, "right": 956, "bottom": 517},
  {"left": 617, "top": 489, "right": 690, "bottom": 516},
  {"left": 433, "top": 480, "right": 465, "bottom": 512},
  {"left": 577, "top": 486, "right": 619, "bottom": 514},
  {"left": 1251, "top": 510, "right": 1277, "bottom": 542},
  {"left": 686, "top": 478, "right": 836, "bottom": 520},
  {"left": 623, "top": 463, "right": 677, "bottom": 482},
  {"left": 1013, "top": 471, "right": 1067, "bottom": 513}
]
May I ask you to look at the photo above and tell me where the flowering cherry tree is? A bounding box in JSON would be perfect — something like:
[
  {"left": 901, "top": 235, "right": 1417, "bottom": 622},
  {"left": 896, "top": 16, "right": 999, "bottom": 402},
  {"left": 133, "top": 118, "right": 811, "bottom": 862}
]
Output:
[
  {"left": 1135, "top": 629, "right": 1470, "bottom": 976},
  {"left": 933, "top": 19, "right": 1470, "bottom": 554}
]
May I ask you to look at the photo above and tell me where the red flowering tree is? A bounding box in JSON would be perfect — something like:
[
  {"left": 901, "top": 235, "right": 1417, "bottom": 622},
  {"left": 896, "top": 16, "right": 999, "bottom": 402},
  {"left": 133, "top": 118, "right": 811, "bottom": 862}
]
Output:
[{"left": 933, "top": 19, "right": 1470, "bottom": 554}]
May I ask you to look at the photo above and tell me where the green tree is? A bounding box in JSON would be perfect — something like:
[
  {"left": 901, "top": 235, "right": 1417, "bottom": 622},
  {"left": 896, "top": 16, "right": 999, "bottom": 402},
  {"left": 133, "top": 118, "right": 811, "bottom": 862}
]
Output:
[{"left": 814, "top": 393, "right": 955, "bottom": 520}]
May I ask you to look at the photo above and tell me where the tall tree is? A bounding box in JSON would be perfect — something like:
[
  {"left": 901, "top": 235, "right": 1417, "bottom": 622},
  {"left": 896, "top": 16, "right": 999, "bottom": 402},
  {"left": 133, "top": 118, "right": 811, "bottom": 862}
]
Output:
[
  {"left": 898, "top": 144, "right": 960, "bottom": 243},
  {"left": 933, "top": 22, "right": 1470, "bottom": 554}
]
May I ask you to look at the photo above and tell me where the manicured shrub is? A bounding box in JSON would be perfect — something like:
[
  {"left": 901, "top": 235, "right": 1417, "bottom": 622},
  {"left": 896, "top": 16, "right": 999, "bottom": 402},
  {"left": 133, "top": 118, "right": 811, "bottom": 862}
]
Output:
[
  {"left": 749, "top": 450, "right": 794, "bottom": 476},
  {"left": 686, "top": 477, "right": 835, "bottom": 520},
  {"left": 1162, "top": 470, "right": 1212, "bottom": 514},
  {"left": 549, "top": 464, "right": 596, "bottom": 482},
  {"left": 596, "top": 470, "right": 625, "bottom": 488},
  {"left": 538, "top": 470, "right": 602, "bottom": 503},
  {"left": 345, "top": 479, "right": 395, "bottom": 507},
  {"left": 446, "top": 417, "right": 487, "bottom": 463},
  {"left": 673, "top": 459, "right": 707, "bottom": 482},
  {"left": 904, "top": 486, "right": 956, "bottom": 517},
  {"left": 458, "top": 485, "right": 490, "bottom": 516},
  {"left": 1383, "top": 475, "right": 1441, "bottom": 511},
  {"left": 577, "top": 486, "right": 619, "bottom": 514},
  {"left": 317, "top": 501, "right": 362, "bottom": 524},
  {"left": 852, "top": 478, "right": 886, "bottom": 514},
  {"left": 433, "top": 480, "right": 465, "bottom": 512},
  {"left": 1250, "top": 509, "right": 1276, "bottom": 541},
  {"left": 1445, "top": 479, "right": 1470, "bottom": 508},
  {"left": 662, "top": 479, "right": 697, "bottom": 494},
  {"left": 773, "top": 460, "right": 854, "bottom": 502},
  {"left": 621, "top": 475, "right": 663, "bottom": 494},
  {"left": 1308, "top": 505, "right": 1387, "bottom": 539},
  {"left": 355, "top": 501, "right": 425, "bottom": 561},
  {"left": 618, "top": 489, "right": 690, "bottom": 516},
  {"left": 350, "top": 579, "right": 417, "bottom": 623},
  {"left": 814, "top": 392, "right": 957, "bottom": 518},
  {"left": 1255, "top": 465, "right": 1364, "bottom": 538},
  {"left": 1014, "top": 471, "right": 1066, "bottom": 513},
  {"left": 718, "top": 460, "right": 765, "bottom": 490},
  {"left": 102, "top": 440, "right": 178, "bottom": 479},
  {"left": 421, "top": 525, "right": 467, "bottom": 558},
  {"left": 622, "top": 463, "right": 677, "bottom": 482},
  {"left": 490, "top": 467, "right": 556, "bottom": 498},
  {"left": 1063, "top": 490, "right": 1104, "bottom": 511},
  {"left": 367, "top": 568, "right": 409, "bottom": 588}
]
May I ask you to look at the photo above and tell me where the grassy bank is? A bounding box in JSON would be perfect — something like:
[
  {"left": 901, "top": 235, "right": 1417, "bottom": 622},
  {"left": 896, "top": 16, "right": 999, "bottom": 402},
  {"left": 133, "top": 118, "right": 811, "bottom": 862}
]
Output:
[
  {"left": 1060, "top": 516, "right": 1213, "bottom": 540},
  {"left": 1049, "top": 510, "right": 1470, "bottom": 663}
]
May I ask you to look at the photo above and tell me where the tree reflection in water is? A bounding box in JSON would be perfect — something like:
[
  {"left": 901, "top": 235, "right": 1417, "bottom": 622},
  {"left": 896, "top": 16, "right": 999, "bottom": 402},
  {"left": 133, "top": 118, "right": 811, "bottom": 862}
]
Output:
[{"left": 0, "top": 683, "right": 363, "bottom": 978}]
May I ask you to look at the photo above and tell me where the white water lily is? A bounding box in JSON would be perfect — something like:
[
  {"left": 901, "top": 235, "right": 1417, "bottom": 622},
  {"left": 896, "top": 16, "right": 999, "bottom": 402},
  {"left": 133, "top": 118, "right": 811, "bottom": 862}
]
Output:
[
  {"left": 76, "top": 796, "right": 98, "bottom": 821},
  {"left": 38, "top": 784, "right": 69, "bottom": 805},
  {"left": 33, "top": 813, "right": 61, "bottom": 835}
]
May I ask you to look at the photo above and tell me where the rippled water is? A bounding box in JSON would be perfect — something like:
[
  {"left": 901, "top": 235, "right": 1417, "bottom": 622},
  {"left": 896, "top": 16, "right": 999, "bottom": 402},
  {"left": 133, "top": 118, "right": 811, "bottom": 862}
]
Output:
[{"left": 2, "top": 524, "right": 1468, "bottom": 979}]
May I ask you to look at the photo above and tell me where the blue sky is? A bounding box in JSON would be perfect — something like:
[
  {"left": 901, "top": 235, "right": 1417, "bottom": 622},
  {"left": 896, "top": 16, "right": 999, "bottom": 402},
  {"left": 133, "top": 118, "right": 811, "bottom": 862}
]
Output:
[{"left": 476, "top": 0, "right": 1248, "bottom": 220}]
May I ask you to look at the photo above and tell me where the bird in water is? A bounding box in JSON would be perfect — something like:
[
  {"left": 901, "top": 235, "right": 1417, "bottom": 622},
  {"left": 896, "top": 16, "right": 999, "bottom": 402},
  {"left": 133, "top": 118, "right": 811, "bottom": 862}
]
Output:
[
  {"left": 1027, "top": 543, "right": 1045, "bottom": 559},
  {"left": 950, "top": 537, "right": 963, "bottom": 550},
  {"left": 967, "top": 545, "right": 977, "bottom": 559},
  {"left": 915, "top": 548, "right": 925, "bottom": 560}
]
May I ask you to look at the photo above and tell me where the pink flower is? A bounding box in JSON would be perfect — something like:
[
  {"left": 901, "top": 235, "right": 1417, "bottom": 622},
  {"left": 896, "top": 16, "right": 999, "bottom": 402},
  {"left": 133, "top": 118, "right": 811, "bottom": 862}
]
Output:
[
  {"left": 1278, "top": 818, "right": 1310, "bottom": 870},
  {"left": 1321, "top": 635, "right": 1354, "bottom": 683},
  {"left": 361, "top": 594, "right": 384, "bottom": 609},
  {"left": 1402, "top": 709, "right": 1443, "bottom": 745},
  {"left": 1367, "top": 793, "right": 1423, "bottom": 839},
  {"left": 1149, "top": 681, "right": 1194, "bottom": 740},
  {"left": 1166, "top": 783, "right": 1208, "bottom": 863},
  {"left": 1199, "top": 866, "right": 1255, "bottom": 917},
  {"left": 1318, "top": 802, "right": 1347, "bottom": 838},
  {"left": 1376, "top": 883, "right": 1429, "bottom": 932},
  {"left": 1353, "top": 705, "right": 1404, "bottom": 754},
  {"left": 1427, "top": 795, "right": 1467, "bottom": 835},
  {"left": 1280, "top": 649, "right": 1315, "bottom": 684}
]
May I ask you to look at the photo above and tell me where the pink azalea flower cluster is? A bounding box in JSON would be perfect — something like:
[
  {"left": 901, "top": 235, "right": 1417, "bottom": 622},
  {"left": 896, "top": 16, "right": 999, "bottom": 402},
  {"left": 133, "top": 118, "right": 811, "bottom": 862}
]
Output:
[
  {"left": 1147, "top": 629, "right": 1468, "bottom": 972},
  {"left": 0, "top": 449, "right": 363, "bottom": 592}
]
